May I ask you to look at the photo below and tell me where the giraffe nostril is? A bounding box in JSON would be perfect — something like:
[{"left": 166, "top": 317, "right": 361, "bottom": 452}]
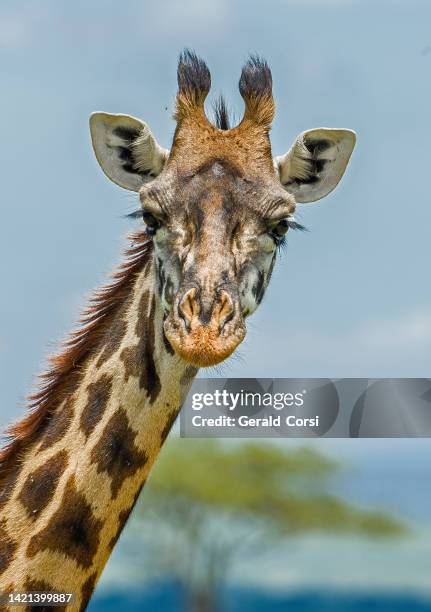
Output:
[
  {"left": 217, "top": 290, "right": 235, "bottom": 331},
  {"left": 178, "top": 288, "right": 200, "bottom": 328}
]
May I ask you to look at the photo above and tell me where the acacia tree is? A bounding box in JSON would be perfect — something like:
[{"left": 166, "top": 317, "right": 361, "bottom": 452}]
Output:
[{"left": 135, "top": 441, "right": 405, "bottom": 612}]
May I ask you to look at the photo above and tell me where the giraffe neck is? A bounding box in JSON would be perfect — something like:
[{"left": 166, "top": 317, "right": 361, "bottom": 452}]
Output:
[{"left": 0, "top": 242, "right": 196, "bottom": 610}]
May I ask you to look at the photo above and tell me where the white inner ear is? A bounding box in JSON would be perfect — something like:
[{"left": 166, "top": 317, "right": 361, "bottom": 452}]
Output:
[
  {"left": 89, "top": 112, "right": 169, "bottom": 192},
  {"left": 274, "top": 128, "right": 356, "bottom": 203}
]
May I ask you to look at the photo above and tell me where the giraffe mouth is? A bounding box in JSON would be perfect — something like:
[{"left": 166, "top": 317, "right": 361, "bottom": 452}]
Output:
[{"left": 164, "top": 315, "right": 246, "bottom": 368}]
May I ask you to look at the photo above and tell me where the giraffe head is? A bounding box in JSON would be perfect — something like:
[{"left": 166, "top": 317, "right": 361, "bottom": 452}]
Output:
[{"left": 90, "top": 51, "right": 356, "bottom": 367}]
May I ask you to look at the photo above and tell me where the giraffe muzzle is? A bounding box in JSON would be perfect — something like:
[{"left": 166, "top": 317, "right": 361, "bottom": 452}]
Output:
[{"left": 164, "top": 286, "right": 246, "bottom": 367}]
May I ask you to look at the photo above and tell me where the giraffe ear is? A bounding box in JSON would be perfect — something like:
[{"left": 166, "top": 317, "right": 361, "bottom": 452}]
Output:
[
  {"left": 89, "top": 112, "right": 169, "bottom": 192},
  {"left": 274, "top": 128, "right": 356, "bottom": 203}
]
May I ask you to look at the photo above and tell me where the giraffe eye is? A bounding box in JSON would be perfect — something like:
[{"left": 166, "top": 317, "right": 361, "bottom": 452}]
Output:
[
  {"left": 269, "top": 219, "right": 290, "bottom": 245},
  {"left": 268, "top": 218, "right": 307, "bottom": 243},
  {"left": 142, "top": 211, "right": 162, "bottom": 235},
  {"left": 271, "top": 219, "right": 289, "bottom": 238}
]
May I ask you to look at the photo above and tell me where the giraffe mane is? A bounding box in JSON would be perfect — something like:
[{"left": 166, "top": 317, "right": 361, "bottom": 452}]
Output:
[{"left": 0, "top": 230, "right": 153, "bottom": 485}]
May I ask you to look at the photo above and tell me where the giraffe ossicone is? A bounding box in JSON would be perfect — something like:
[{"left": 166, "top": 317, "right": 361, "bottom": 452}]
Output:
[{"left": 0, "top": 50, "right": 355, "bottom": 610}]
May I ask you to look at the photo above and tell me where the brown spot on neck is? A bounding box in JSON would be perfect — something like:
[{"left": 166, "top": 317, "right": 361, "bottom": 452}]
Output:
[
  {"left": 160, "top": 408, "right": 180, "bottom": 445},
  {"left": 80, "top": 572, "right": 98, "bottom": 611},
  {"left": 0, "top": 462, "right": 22, "bottom": 512},
  {"left": 0, "top": 520, "right": 17, "bottom": 576},
  {"left": 91, "top": 407, "right": 148, "bottom": 499},
  {"left": 108, "top": 486, "right": 143, "bottom": 552},
  {"left": 26, "top": 475, "right": 103, "bottom": 570},
  {"left": 95, "top": 290, "right": 133, "bottom": 368},
  {"left": 120, "top": 291, "right": 161, "bottom": 403},
  {"left": 38, "top": 398, "right": 75, "bottom": 452},
  {"left": 80, "top": 374, "right": 113, "bottom": 439},
  {"left": 24, "top": 578, "right": 67, "bottom": 612},
  {"left": 18, "top": 450, "right": 68, "bottom": 521}
]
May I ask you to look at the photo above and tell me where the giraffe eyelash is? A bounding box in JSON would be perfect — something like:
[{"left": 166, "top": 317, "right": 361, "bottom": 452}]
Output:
[
  {"left": 271, "top": 218, "right": 307, "bottom": 252},
  {"left": 125, "top": 209, "right": 145, "bottom": 220},
  {"left": 286, "top": 219, "right": 307, "bottom": 231},
  {"left": 126, "top": 209, "right": 163, "bottom": 235},
  {"left": 270, "top": 218, "right": 308, "bottom": 239}
]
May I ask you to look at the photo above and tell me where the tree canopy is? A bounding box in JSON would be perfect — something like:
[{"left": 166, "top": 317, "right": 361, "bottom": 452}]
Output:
[
  {"left": 141, "top": 440, "right": 405, "bottom": 535},
  {"left": 135, "top": 440, "right": 406, "bottom": 612}
]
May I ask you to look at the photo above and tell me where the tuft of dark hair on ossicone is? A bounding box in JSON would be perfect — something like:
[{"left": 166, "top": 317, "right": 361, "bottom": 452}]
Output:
[
  {"left": 238, "top": 55, "right": 274, "bottom": 128},
  {"left": 239, "top": 55, "right": 273, "bottom": 101},
  {"left": 177, "top": 49, "right": 211, "bottom": 99}
]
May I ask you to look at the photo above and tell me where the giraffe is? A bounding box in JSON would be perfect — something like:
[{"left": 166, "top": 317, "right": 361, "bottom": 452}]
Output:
[{"left": 0, "top": 51, "right": 356, "bottom": 610}]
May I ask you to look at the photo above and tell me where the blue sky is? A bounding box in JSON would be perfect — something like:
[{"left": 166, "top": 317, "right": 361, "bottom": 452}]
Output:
[{"left": 1, "top": 0, "right": 431, "bottom": 597}]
